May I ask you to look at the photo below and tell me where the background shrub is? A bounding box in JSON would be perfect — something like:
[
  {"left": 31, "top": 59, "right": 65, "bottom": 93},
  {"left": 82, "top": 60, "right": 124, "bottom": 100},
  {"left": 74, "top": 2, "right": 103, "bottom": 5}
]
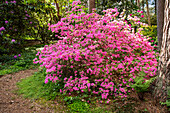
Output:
[
  {"left": 141, "top": 25, "right": 157, "bottom": 50},
  {"left": 0, "top": 0, "right": 57, "bottom": 56}
]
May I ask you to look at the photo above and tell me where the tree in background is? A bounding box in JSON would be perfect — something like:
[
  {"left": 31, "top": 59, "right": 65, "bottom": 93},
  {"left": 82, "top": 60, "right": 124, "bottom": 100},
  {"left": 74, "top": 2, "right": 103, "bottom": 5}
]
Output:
[
  {"left": 136, "top": 0, "right": 140, "bottom": 8},
  {"left": 88, "top": 0, "right": 95, "bottom": 13},
  {"left": 146, "top": 0, "right": 151, "bottom": 26},
  {"left": 153, "top": 0, "right": 169, "bottom": 103},
  {"left": 157, "top": 0, "right": 165, "bottom": 50},
  {"left": 95, "top": 0, "right": 138, "bottom": 15}
]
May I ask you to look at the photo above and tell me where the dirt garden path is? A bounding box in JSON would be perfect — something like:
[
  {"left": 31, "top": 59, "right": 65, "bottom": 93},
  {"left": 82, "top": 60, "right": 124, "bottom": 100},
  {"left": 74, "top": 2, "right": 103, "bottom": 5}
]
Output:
[{"left": 0, "top": 69, "right": 66, "bottom": 113}]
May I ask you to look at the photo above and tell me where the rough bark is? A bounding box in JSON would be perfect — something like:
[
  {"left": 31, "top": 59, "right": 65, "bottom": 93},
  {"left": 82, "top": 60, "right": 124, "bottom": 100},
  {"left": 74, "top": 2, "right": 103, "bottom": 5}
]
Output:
[
  {"left": 88, "top": 0, "right": 95, "bottom": 13},
  {"left": 153, "top": 0, "right": 170, "bottom": 102},
  {"left": 157, "top": 0, "right": 165, "bottom": 50},
  {"left": 146, "top": 0, "right": 151, "bottom": 26}
]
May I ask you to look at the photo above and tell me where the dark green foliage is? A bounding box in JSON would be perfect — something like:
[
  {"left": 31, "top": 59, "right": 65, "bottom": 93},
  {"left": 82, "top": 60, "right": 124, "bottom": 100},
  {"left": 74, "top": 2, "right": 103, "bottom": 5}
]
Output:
[
  {"left": 0, "top": 0, "right": 57, "bottom": 56},
  {"left": 64, "top": 96, "right": 82, "bottom": 105},
  {"left": 0, "top": 47, "right": 39, "bottom": 76},
  {"left": 130, "top": 72, "right": 156, "bottom": 93},
  {"left": 130, "top": 71, "right": 156, "bottom": 100},
  {"left": 0, "top": 0, "right": 30, "bottom": 55}
]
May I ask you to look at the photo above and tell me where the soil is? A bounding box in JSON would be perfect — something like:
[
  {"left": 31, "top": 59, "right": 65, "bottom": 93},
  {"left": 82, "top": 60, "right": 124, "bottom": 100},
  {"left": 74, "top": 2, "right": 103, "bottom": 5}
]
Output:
[
  {"left": 0, "top": 69, "right": 168, "bottom": 113},
  {"left": 0, "top": 69, "right": 67, "bottom": 113}
]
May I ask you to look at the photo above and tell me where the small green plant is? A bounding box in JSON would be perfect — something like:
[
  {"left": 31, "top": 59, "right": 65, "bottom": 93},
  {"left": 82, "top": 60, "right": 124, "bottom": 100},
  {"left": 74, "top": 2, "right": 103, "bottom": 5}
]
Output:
[
  {"left": 67, "top": 100, "right": 90, "bottom": 113},
  {"left": 130, "top": 71, "right": 157, "bottom": 100},
  {"left": 64, "top": 96, "right": 81, "bottom": 105}
]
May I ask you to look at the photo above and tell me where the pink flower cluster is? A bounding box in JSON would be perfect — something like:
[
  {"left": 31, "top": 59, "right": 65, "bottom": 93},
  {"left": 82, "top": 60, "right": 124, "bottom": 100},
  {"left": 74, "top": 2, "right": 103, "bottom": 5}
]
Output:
[
  {"left": 34, "top": 0, "right": 158, "bottom": 100},
  {"left": 5, "top": 1, "right": 16, "bottom": 4},
  {"left": 14, "top": 54, "right": 21, "bottom": 59},
  {"left": 0, "top": 27, "right": 5, "bottom": 32}
]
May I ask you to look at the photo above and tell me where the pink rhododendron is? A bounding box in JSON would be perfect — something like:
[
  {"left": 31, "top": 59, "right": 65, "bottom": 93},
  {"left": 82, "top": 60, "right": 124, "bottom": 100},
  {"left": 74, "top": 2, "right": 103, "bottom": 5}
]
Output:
[
  {"left": 14, "top": 55, "right": 17, "bottom": 59},
  {"left": 34, "top": 0, "right": 158, "bottom": 100},
  {"left": 11, "top": 39, "right": 15, "bottom": 42}
]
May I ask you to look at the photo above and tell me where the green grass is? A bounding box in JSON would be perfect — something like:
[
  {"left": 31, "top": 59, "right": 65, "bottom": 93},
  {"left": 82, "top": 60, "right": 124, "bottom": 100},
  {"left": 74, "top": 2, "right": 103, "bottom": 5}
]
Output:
[
  {"left": 17, "top": 68, "right": 59, "bottom": 100},
  {"left": 17, "top": 70, "right": 45, "bottom": 99}
]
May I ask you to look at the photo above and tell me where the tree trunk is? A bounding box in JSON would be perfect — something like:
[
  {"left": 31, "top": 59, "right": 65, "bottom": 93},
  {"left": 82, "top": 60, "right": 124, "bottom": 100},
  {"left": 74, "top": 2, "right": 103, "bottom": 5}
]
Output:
[
  {"left": 88, "top": 0, "right": 95, "bottom": 13},
  {"left": 146, "top": 0, "right": 151, "bottom": 26},
  {"left": 153, "top": 0, "right": 170, "bottom": 102},
  {"left": 137, "top": 0, "right": 140, "bottom": 8},
  {"left": 157, "top": 0, "right": 165, "bottom": 50},
  {"left": 54, "top": 0, "right": 61, "bottom": 21}
]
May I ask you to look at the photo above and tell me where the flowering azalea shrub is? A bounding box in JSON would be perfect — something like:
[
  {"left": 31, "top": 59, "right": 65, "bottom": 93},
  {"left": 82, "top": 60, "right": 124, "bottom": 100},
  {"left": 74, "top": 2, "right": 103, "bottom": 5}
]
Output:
[{"left": 34, "top": 0, "right": 158, "bottom": 101}]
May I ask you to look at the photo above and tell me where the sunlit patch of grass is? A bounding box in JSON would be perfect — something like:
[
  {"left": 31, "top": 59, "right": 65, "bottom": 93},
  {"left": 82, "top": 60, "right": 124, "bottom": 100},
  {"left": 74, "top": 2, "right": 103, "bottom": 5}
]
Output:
[{"left": 17, "top": 69, "right": 58, "bottom": 100}]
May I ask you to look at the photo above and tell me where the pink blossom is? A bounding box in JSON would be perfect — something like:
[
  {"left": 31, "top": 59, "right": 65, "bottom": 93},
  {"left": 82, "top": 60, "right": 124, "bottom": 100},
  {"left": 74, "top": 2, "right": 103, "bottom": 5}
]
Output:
[
  {"left": 11, "top": 39, "right": 15, "bottom": 42},
  {"left": 151, "top": 40, "right": 154, "bottom": 42},
  {"left": 73, "top": 87, "right": 79, "bottom": 91},
  {"left": 14, "top": 55, "right": 17, "bottom": 59},
  {"left": 60, "top": 89, "right": 62, "bottom": 93}
]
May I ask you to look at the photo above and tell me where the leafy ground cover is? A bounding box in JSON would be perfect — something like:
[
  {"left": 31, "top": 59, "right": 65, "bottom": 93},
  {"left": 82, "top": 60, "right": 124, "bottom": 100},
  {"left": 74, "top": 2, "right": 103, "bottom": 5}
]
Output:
[
  {"left": 0, "top": 49, "right": 38, "bottom": 76},
  {"left": 0, "top": 42, "right": 45, "bottom": 76}
]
